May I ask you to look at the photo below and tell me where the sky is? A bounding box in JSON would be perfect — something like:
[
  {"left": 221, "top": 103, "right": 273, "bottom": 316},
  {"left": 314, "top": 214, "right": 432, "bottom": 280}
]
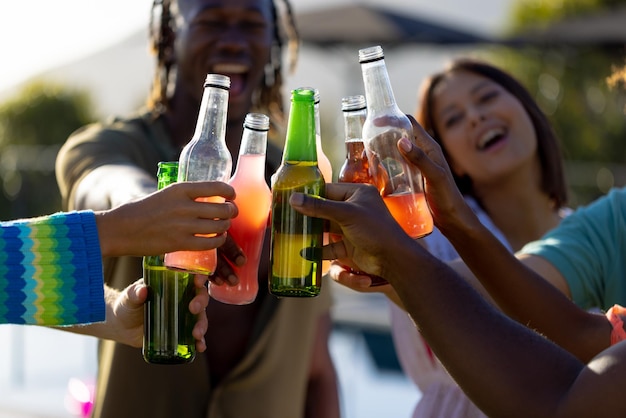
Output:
[{"left": 0, "top": 0, "right": 153, "bottom": 92}]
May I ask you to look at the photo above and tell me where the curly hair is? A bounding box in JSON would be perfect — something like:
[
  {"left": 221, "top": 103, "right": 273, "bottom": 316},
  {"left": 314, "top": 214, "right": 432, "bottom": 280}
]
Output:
[{"left": 146, "top": 0, "right": 299, "bottom": 129}]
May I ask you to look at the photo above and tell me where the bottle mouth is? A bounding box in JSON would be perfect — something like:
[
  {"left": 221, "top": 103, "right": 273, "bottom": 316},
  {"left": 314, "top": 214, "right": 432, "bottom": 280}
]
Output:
[
  {"left": 341, "top": 95, "right": 366, "bottom": 112},
  {"left": 204, "top": 74, "right": 231, "bottom": 90},
  {"left": 291, "top": 87, "right": 315, "bottom": 103},
  {"left": 244, "top": 113, "right": 270, "bottom": 131},
  {"left": 358, "top": 45, "right": 384, "bottom": 64}
]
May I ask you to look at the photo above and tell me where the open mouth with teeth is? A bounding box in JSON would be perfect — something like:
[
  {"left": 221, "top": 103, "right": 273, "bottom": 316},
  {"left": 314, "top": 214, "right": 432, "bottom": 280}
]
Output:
[
  {"left": 478, "top": 128, "right": 506, "bottom": 151},
  {"left": 213, "top": 63, "right": 248, "bottom": 96}
]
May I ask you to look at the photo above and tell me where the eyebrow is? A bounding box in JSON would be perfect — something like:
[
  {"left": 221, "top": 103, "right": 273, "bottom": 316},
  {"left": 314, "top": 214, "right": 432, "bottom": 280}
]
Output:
[{"left": 438, "top": 80, "right": 492, "bottom": 119}]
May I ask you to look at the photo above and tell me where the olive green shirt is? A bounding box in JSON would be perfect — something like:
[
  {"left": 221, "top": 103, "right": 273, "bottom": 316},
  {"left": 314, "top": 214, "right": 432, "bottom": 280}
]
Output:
[{"left": 56, "top": 111, "right": 332, "bottom": 418}]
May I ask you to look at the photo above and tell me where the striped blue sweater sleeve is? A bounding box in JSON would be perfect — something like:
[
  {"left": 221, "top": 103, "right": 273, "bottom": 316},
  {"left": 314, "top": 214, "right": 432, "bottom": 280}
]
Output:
[{"left": 0, "top": 210, "right": 105, "bottom": 325}]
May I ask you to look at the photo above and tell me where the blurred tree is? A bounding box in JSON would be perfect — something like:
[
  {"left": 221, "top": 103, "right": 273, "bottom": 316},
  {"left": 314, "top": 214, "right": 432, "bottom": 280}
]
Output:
[
  {"left": 489, "top": 0, "right": 626, "bottom": 206},
  {"left": 0, "top": 80, "right": 96, "bottom": 219}
]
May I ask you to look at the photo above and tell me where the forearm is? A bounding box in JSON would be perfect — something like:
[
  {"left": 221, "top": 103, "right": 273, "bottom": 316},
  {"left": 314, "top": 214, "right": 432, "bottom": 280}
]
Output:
[
  {"left": 444, "top": 218, "right": 610, "bottom": 362},
  {"left": 386, "top": 238, "right": 583, "bottom": 418}
]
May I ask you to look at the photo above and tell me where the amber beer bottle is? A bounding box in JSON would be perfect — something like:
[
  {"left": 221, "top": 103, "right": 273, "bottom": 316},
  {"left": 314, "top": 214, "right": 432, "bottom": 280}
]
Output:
[
  {"left": 359, "top": 45, "right": 433, "bottom": 238},
  {"left": 337, "top": 95, "right": 388, "bottom": 286},
  {"left": 269, "top": 87, "right": 325, "bottom": 297},
  {"left": 338, "top": 94, "right": 370, "bottom": 184},
  {"left": 143, "top": 161, "right": 197, "bottom": 364},
  {"left": 164, "top": 74, "right": 232, "bottom": 275}
]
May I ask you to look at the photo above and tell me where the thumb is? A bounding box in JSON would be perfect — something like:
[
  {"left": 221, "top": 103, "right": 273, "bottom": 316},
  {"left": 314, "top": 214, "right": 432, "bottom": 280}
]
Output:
[
  {"left": 121, "top": 280, "right": 148, "bottom": 311},
  {"left": 289, "top": 187, "right": 355, "bottom": 225}
]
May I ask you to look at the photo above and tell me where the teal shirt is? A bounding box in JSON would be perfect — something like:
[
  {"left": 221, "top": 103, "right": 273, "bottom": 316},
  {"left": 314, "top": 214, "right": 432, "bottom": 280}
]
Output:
[
  {"left": 0, "top": 211, "right": 105, "bottom": 325},
  {"left": 521, "top": 187, "right": 626, "bottom": 310}
]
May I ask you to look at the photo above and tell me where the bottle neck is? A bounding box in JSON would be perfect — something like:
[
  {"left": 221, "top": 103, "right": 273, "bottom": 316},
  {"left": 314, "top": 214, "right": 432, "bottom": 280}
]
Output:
[
  {"left": 314, "top": 101, "right": 322, "bottom": 146},
  {"left": 343, "top": 108, "right": 366, "bottom": 143},
  {"left": 194, "top": 85, "right": 229, "bottom": 143},
  {"left": 361, "top": 58, "right": 399, "bottom": 115},
  {"left": 283, "top": 98, "right": 317, "bottom": 163},
  {"left": 345, "top": 140, "right": 365, "bottom": 159},
  {"left": 179, "top": 84, "right": 232, "bottom": 182},
  {"left": 239, "top": 127, "right": 268, "bottom": 157}
]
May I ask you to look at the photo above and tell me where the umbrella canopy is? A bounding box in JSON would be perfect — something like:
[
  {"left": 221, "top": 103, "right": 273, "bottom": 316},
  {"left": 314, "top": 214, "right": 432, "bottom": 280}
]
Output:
[{"left": 295, "top": 4, "right": 492, "bottom": 48}]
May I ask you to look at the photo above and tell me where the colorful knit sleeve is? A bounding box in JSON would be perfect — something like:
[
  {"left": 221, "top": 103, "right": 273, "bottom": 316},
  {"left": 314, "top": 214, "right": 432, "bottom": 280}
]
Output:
[{"left": 0, "top": 211, "right": 105, "bottom": 326}]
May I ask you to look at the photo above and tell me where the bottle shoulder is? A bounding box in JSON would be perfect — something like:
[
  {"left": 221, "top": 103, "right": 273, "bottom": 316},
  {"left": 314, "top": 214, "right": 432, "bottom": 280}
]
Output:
[{"left": 272, "top": 163, "right": 325, "bottom": 190}]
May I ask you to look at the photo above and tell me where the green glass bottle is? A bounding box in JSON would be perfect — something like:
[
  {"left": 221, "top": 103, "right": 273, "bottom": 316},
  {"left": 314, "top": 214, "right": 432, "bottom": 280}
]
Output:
[
  {"left": 269, "top": 87, "right": 325, "bottom": 297},
  {"left": 143, "top": 161, "right": 197, "bottom": 364}
]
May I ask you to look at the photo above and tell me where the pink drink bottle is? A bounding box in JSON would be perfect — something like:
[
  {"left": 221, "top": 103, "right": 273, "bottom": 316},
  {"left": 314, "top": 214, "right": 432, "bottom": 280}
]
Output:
[{"left": 209, "top": 113, "right": 271, "bottom": 304}]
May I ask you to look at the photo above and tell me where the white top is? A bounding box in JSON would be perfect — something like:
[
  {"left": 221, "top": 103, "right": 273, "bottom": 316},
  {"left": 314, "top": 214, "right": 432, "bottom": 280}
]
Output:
[{"left": 389, "top": 196, "right": 512, "bottom": 418}]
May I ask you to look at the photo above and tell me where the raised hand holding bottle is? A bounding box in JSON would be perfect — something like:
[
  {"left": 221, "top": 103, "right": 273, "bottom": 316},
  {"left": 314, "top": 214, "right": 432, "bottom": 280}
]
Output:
[
  {"left": 209, "top": 113, "right": 271, "bottom": 305},
  {"left": 164, "top": 74, "right": 232, "bottom": 275},
  {"left": 269, "top": 87, "right": 325, "bottom": 298}
]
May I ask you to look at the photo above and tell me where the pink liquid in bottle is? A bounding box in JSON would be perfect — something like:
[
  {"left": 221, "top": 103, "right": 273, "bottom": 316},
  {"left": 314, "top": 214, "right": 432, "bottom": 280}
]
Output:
[
  {"left": 209, "top": 156, "right": 271, "bottom": 304},
  {"left": 164, "top": 196, "right": 223, "bottom": 275}
]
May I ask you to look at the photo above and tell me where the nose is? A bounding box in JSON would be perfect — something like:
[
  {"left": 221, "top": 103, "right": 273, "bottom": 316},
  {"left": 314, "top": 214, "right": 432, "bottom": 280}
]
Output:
[
  {"left": 215, "top": 24, "right": 248, "bottom": 52},
  {"left": 467, "top": 105, "right": 486, "bottom": 127}
]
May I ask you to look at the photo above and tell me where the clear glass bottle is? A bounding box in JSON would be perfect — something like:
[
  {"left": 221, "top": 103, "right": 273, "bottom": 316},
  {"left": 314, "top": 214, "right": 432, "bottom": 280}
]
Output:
[
  {"left": 209, "top": 113, "right": 272, "bottom": 305},
  {"left": 269, "top": 87, "right": 325, "bottom": 298},
  {"left": 359, "top": 45, "right": 433, "bottom": 239},
  {"left": 313, "top": 88, "right": 333, "bottom": 183},
  {"left": 164, "top": 74, "right": 232, "bottom": 275},
  {"left": 143, "top": 161, "right": 197, "bottom": 364}
]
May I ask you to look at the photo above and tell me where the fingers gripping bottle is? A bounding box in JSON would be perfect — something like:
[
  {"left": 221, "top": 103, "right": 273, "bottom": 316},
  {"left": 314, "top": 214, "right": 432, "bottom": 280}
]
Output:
[
  {"left": 164, "top": 74, "right": 233, "bottom": 275},
  {"left": 143, "top": 162, "right": 197, "bottom": 364},
  {"left": 269, "top": 87, "right": 325, "bottom": 297},
  {"left": 359, "top": 45, "right": 433, "bottom": 238},
  {"left": 209, "top": 113, "right": 272, "bottom": 305}
]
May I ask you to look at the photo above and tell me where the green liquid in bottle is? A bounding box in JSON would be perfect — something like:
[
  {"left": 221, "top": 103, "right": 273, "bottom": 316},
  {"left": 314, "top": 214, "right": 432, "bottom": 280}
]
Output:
[{"left": 143, "top": 259, "right": 197, "bottom": 364}]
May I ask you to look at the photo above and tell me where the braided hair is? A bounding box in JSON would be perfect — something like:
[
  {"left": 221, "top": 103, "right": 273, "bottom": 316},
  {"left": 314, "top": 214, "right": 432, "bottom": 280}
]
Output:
[{"left": 147, "top": 0, "right": 299, "bottom": 131}]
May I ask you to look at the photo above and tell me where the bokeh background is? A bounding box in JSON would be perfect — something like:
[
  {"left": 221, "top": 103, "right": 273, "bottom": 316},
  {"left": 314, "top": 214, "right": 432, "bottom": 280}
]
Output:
[{"left": 1, "top": 0, "right": 625, "bottom": 417}]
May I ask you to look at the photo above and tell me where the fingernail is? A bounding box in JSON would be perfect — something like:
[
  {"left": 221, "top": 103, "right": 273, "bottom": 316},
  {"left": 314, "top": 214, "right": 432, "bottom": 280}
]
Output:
[
  {"left": 399, "top": 137, "right": 412, "bottom": 152},
  {"left": 290, "top": 192, "right": 304, "bottom": 206}
]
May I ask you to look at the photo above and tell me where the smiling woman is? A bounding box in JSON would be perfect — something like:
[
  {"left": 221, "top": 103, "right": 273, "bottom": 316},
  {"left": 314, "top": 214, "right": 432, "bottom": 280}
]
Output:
[{"left": 0, "top": 0, "right": 152, "bottom": 94}]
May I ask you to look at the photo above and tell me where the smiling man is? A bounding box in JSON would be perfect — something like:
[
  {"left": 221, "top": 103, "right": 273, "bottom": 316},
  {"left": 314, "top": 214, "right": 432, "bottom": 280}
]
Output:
[{"left": 54, "top": 1, "right": 339, "bottom": 417}]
